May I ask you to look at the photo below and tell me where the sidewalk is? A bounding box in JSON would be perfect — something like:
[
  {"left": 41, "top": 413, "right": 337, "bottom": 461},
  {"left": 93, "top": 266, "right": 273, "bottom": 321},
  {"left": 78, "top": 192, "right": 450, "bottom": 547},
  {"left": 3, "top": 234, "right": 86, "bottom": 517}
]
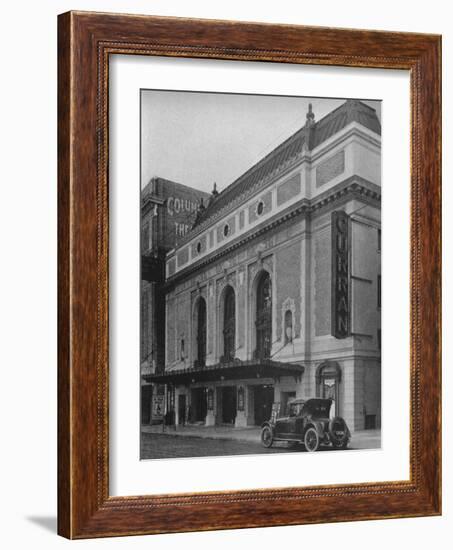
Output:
[
  {"left": 142, "top": 423, "right": 261, "bottom": 442},
  {"left": 141, "top": 423, "right": 381, "bottom": 448}
]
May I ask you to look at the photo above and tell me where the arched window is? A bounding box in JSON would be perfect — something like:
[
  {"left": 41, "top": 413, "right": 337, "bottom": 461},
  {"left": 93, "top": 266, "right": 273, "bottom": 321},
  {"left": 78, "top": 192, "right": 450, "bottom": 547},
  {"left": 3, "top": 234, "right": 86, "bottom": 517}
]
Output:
[
  {"left": 223, "top": 286, "right": 235, "bottom": 361},
  {"left": 284, "top": 310, "right": 293, "bottom": 344},
  {"left": 256, "top": 272, "right": 272, "bottom": 359},
  {"left": 195, "top": 298, "right": 207, "bottom": 367}
]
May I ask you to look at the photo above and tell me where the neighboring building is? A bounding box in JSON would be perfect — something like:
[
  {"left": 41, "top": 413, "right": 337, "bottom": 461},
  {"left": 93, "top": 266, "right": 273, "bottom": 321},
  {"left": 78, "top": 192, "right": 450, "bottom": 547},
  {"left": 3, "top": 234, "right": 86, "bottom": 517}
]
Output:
[
  {"left": 146, "top": 100, "right": 381, "bottom": 432},
  {"left": 141, "top": 177, "right": 210, "bottom": 424}
]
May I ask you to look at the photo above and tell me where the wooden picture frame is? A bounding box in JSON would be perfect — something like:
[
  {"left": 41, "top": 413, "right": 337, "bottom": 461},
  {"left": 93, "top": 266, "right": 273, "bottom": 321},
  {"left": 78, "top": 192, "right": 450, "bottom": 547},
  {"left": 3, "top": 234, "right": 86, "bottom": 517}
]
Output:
[{"left": 58, "top": 11, "right": 441, "bottom": 539}]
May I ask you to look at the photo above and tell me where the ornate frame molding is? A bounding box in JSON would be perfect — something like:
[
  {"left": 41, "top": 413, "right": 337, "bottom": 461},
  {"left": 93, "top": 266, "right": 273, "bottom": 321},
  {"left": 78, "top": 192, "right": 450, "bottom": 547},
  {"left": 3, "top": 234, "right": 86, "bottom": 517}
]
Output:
[{"left": 58, "top": 11, "right": 441, "bottom": 538}]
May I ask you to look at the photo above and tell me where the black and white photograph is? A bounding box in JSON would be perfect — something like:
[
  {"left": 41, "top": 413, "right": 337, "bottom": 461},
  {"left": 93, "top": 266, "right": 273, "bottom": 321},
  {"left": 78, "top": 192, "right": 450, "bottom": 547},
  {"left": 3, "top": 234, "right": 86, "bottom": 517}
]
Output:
[
  {"left": 140, "top": 90, "right": 382, "bottom": 460},
  {"left": 1, "top": 0, "right": 447, "bottom": 545}
]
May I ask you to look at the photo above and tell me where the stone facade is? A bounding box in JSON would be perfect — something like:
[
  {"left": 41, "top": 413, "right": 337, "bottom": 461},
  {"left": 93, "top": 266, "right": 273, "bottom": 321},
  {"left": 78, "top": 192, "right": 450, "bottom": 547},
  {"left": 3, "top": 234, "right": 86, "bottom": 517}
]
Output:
[{"left": 147, "top": 100, "right": 382, "bottom": 432}]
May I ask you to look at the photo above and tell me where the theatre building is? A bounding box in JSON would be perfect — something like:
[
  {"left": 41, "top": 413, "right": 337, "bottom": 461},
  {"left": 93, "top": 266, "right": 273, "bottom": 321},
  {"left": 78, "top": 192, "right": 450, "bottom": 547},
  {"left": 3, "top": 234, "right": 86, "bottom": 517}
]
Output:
[
  {"left": 141, "top": 177, "right": 210, "bottom": 423},
  {"left": 146, "top": 100, "right": 382, "bottom": 432}
]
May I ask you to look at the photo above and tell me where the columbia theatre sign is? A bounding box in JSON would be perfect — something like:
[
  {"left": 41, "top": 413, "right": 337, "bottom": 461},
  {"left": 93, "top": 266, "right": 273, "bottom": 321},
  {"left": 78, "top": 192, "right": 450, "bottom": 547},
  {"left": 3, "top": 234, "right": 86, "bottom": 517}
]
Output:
[{"left": 166, "top": 195, "right": 202, "bottom": 238}]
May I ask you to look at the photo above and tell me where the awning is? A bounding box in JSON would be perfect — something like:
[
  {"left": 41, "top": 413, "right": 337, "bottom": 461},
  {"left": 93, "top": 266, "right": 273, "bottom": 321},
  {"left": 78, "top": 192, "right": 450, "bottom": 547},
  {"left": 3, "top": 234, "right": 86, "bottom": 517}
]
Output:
[{"left": 143, "top": 358, "right": 304, "bottom": 385}]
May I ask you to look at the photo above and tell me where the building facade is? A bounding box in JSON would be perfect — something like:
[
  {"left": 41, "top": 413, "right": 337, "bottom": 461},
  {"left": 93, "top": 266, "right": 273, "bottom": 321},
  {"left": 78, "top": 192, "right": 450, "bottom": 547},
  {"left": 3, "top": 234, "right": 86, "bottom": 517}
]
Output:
[
  {"left": 146, "top": 100, "right": 381, "bottom": 432},
  {"left": 141, "top": 177, "right": 210, "bottom": 423}
]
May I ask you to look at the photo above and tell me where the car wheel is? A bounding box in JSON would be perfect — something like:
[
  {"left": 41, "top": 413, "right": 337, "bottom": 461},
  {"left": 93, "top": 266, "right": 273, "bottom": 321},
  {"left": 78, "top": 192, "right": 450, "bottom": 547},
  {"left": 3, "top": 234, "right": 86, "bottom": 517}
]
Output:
[
  {"left": 304, "top": 427, "right": 320, "bottom": 452},
  {"left": 261, "top": 426, "right": 274, "bottom": 448}
]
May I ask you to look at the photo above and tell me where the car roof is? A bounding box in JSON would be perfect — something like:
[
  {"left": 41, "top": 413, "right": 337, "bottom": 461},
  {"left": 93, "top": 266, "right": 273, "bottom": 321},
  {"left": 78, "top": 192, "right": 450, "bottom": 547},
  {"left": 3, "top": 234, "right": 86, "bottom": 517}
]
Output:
[
  {"left": 288, "top": 397, "right": 331, "bottom": 405},
  {"left": 287, "top": 398, "right": 305, "bottom": 405}
]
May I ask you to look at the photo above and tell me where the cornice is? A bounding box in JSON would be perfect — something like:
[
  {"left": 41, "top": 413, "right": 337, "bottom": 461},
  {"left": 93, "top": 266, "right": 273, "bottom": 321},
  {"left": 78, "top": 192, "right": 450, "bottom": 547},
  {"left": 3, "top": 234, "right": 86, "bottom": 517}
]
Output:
[{"left": 165, "top": 177, "right": 380, "bottom": 289}]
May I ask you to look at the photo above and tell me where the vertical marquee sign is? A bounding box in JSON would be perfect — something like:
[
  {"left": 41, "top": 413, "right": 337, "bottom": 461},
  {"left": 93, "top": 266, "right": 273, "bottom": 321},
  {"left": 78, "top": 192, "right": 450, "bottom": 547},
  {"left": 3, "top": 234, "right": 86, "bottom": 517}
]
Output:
[{"left": 331, "top": 210, "right": 351, "bottom": 338}]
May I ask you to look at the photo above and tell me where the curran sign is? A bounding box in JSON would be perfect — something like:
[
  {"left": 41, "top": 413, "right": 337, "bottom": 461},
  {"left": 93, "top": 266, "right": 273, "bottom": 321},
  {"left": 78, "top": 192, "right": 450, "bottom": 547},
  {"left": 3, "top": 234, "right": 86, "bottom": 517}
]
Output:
[{"left": 331, "top": 210, "right": 350, "bottom": 339}]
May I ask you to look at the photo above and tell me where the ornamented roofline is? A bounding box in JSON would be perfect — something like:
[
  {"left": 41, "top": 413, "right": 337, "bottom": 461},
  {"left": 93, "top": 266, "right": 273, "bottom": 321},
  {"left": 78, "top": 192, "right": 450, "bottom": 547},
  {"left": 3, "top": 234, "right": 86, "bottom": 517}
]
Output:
[
  {"left": 173, "top": 122, "right": 380, "bottom": 250},
  {"left": 165, "top": 176, "right": 380, "bottom": 289},
  {"left": 188, "top": 99, "right": 381, "bottom": 233},
  {"left": 174, "top": 148, "right": 305, "bottom": 248}
]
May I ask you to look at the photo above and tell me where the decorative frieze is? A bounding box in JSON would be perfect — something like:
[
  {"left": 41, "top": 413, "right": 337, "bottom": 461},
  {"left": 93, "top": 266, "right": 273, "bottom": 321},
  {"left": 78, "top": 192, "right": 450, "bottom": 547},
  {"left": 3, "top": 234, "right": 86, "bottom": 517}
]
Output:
[
  {"left": 217, "top": 215, "right": 236, "bottom": 243},
  {"left": 191, "top": 234, "right": 207, "bottom": 258},
  {"left": 249, "top": 191, "right": 272, "bottom": 223}
]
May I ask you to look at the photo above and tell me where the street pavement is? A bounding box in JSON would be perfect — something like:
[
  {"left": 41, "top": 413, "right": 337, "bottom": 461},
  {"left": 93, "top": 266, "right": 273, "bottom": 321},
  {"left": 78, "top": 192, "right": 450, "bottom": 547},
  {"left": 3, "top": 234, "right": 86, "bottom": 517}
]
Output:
[{"left": 140, "top": 425, "right": 381, "bottom": 460}]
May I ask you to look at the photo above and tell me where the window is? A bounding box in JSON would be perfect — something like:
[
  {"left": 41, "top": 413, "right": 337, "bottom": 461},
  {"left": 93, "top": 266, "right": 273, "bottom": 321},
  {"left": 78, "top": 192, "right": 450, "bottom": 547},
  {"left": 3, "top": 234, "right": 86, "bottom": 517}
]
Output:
[
  {"left": 257, "top": 200, "right": 264, "bottom": 216},
  {"left": 196, "top": 241, "right": 202, "bottom": 254},
  {"left": 180, "top": 338, "right": 185, "bottom": 361},
  {"left": 195, "top": 298, "right": 207, "bottom": 367},
  {"left": 256, "top": 272, "right": 272, "bottom": 358},
  {"left": 377, "top": 275, "right": 381, "bottom": 308},
  {"left": 289, "top": 401, "right": 303, "bottom": 417},
  {"left": 223, "top": 286, "right": 236, "bottom": 361},
  {"left": 223, "top": 223, "right": 230, "bottom": 237},
  {"left": 284, "top": 310, "right": 293, "bottom": 344}
]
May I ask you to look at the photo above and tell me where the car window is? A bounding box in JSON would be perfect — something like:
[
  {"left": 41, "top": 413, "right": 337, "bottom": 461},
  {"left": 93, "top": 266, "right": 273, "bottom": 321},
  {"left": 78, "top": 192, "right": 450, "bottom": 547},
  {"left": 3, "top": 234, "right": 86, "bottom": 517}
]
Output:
[
  {"left": 301, "top": 400, "right": 331, "bottom": 418},
  {"left": 289, "top": 402, "right": 303, "bottom": 416}
]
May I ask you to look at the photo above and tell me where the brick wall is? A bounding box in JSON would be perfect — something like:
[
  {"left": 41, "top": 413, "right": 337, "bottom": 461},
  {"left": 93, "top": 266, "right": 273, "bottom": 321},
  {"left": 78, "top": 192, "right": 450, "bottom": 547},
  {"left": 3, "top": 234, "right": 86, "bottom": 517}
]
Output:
[
  {"left": 313, "top": 225, "right": 331, "bottom": 336},
  {"left": 275, "top": 242, "right": 301, "bottom": 341}
]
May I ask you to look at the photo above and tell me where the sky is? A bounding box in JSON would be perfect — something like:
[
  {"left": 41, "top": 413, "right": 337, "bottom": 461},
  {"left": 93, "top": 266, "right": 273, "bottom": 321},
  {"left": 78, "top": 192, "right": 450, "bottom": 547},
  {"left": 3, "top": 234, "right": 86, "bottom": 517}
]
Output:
[{"left": 141, "top": 90, "right": 381, "bottom": 194}]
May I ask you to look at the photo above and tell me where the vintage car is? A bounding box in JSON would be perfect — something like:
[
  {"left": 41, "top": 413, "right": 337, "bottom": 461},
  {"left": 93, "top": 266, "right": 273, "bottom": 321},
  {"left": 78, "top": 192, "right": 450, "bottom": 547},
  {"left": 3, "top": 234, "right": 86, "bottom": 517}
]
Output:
[{"left": 260, "top": 398, "right": 351, "bottom": 452}]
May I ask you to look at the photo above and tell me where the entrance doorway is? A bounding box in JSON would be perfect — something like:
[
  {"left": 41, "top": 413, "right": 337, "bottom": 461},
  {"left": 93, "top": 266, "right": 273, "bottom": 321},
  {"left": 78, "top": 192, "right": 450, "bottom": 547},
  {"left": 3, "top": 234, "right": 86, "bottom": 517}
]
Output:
[
  {"left": 317, "top": 363, "right": 342, "bottom": 417},
  {"left": 321, "top": 378, "right": 337, "bottom": 416},
  {"left": 141, "top": 385, "right": 153, "bottom": 425},
  {"left": 178, "top": 394, "right": 186, "bottom": 425},
  {"left": 221, "top": 386, "right": 237, "bottom": 424},
  {"left": 254, "top": 385, "right": 274, "bottom": 425},
  {"left": 190, "top": 387, "right": 207, "bottom": 423}
]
